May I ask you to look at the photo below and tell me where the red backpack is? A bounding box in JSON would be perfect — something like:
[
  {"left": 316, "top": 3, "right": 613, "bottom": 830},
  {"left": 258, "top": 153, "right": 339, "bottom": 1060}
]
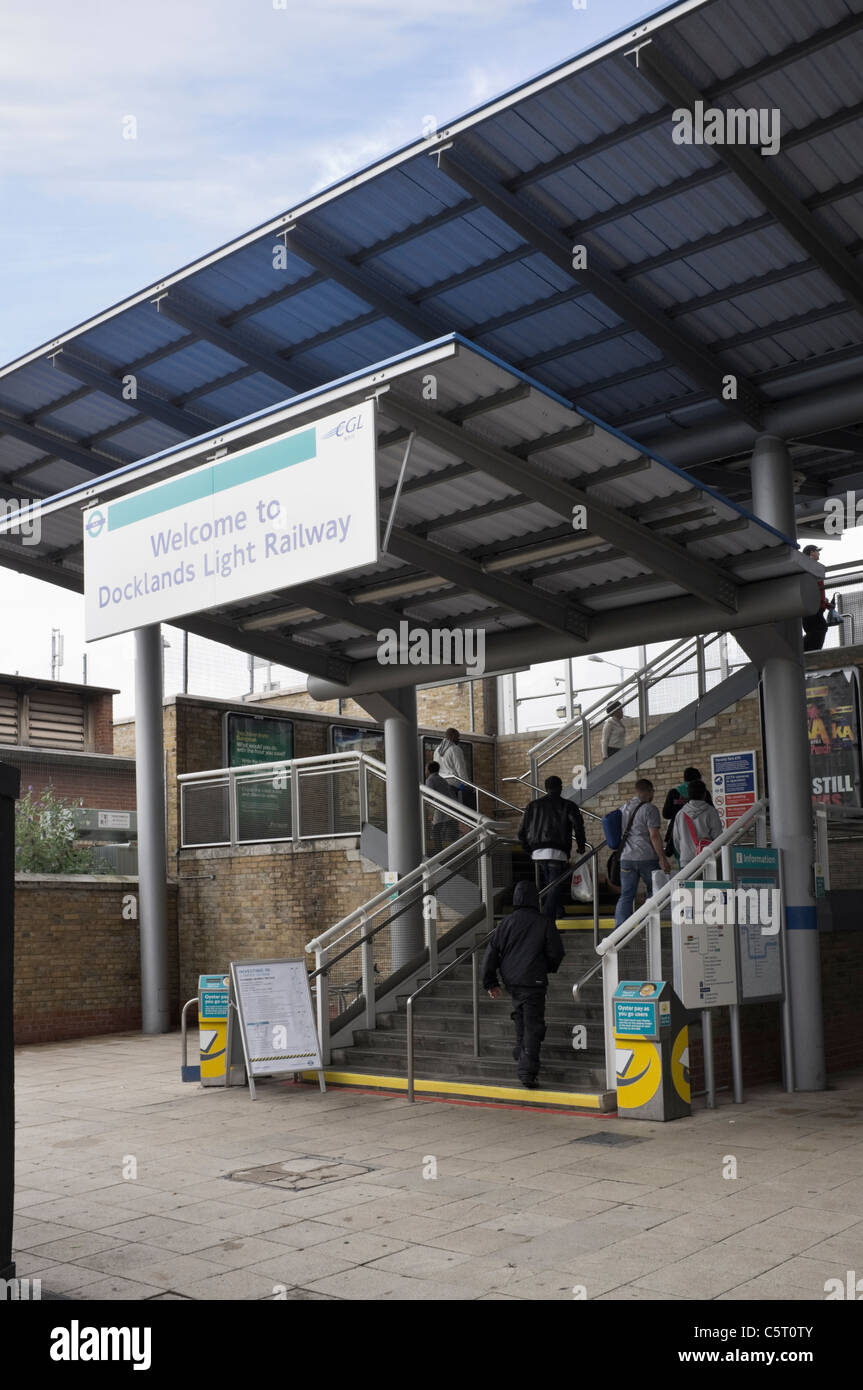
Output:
[{"left": 683, "top": 811, "right": 712, "bottom": 856}]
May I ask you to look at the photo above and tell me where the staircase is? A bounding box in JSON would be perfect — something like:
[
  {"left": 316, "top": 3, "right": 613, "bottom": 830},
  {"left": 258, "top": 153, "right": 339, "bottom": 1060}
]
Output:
[{"left": 302, "top": 635, "right": 761, "bottom": 1112}]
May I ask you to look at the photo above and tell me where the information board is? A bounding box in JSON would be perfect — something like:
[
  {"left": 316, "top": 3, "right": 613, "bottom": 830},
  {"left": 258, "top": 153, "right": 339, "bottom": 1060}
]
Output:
[
  {"left": 711, "top": 750, "right": 758, "bottom": 830},
  {"left": 672, "top": 883, "right": 739, "bottom": 1008},
  {"left": 84, "top": 400, "right": 378, "bottom": 640},
  {"left": 229, "top": 959, "right": 324, "bottom": 1100},
  {"left": 730, "top": 846, "right": 784, "bottom": 1002}
]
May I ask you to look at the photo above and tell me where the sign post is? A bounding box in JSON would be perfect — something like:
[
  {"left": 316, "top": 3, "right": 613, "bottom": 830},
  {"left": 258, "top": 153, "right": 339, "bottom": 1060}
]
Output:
[{"left": 229, "top": 959, "right": 325, "bottom": 1101}]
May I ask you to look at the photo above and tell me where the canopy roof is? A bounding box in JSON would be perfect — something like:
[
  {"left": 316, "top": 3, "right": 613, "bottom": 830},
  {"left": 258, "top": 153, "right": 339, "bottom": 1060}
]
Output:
[
  {"left": 1, "top": 0, "right": 863, "bottom": 531},
  {"left": 0, "top": 336, "right": 816, "bottom": 692}
]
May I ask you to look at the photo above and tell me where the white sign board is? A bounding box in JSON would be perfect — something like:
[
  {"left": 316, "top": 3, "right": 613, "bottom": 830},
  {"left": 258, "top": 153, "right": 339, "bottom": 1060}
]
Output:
[
  {"left": 84, "top": 401, "right": 377, "bottom": 640},
  {"left": 97, "top": 810, "right": 131, "bottom": 830},
  {"left": 672, "top": 883, "right": 739, "bottom": 1009},
  {"left": 230, "top": 959, "right": 323, "bottom": 1098}
]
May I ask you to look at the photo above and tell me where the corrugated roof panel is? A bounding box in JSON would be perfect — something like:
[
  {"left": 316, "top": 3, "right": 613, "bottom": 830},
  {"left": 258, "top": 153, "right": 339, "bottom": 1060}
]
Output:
[
  {"left": 192, "top": 373, "right": 297, "bottom": 421},
  {"left": 39, "top": 392, "right": 139, "bottom": 437},
  {"left": 78, "top": 305, "right": 189, "bottom": 368}
]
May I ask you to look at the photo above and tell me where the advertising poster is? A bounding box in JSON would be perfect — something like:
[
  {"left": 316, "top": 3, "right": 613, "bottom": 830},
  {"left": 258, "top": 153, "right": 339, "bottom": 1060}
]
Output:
[{"left": 805, "top": 668, "right": 862, "bottom": 809}]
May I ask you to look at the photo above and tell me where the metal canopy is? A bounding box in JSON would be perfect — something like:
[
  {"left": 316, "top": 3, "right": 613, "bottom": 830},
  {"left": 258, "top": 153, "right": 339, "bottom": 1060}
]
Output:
[
  {"left": 2, "top": 0, "right": 863, "bottom": 520},
  {"left": 0, "top": 336, "right": 818, "bottom": 693}
]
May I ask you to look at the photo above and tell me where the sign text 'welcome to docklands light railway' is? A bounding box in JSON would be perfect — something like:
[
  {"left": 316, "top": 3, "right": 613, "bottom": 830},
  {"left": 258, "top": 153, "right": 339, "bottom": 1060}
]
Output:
[{"left": 83, "top": 402, "right": 377, "bottom": 640}]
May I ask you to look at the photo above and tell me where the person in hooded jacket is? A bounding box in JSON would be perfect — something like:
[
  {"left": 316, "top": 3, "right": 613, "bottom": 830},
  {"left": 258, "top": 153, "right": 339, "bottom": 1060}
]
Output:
[
  {"left": 482, "top": 879, "right": 565, "bottom": 1088},
  {"left": 662, "top": 765, "right": 712, "bottom": 856},
  {"left": 672, "top": 779, "right": 723, "bottom": 867}
]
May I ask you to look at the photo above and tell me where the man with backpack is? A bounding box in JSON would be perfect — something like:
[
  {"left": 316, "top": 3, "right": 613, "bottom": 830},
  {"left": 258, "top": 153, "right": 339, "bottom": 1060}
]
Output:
[
  {"left": 517, "top": 775, "right": 587, "bottom": 926},
  {"left": 673, "top": 779, "right": 723, "bottom": 868},
  {"left": 612, "top": 779, "right": 671, "bottom": 927},
  {"left": 482, "top": 879, "right": 565, "bottom": 1088}
]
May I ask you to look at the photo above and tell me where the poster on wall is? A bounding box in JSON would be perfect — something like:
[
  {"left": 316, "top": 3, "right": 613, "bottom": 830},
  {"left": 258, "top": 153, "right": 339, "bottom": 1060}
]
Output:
[
  {"left": 226, "top": 712, "right": 294, "bottom": 840},
  {"left": 805, "top": 668, "right": 862, "bottom": 809},
  {"left": 710, "top": 750, "right": 758, "bottom": 830}
]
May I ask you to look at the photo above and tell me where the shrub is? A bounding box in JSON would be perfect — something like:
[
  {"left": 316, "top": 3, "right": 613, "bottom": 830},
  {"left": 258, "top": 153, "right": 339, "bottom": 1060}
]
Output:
[{"left": 15, "top": 786, "right": 107, "bottom": 874}]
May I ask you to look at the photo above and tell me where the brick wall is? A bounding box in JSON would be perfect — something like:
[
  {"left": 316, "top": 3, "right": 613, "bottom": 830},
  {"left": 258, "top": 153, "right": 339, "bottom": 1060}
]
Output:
[
  {"left": 91, "top": 692, "right": 115, "bottom": 754},
  {"left": 176, "top": 840, "right": 389, "bottom": 1004},
  {"left": 5, "top": 756, "right": 136, "bottom": 813},
  {"left": 14, "top": 876, "right": 179, "bottom": 1044}
]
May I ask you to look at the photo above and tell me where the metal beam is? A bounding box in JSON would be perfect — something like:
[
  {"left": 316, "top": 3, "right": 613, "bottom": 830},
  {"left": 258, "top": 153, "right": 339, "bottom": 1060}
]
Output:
[
  {"left": 286, "top": 227, "right": 445, "bottom": 342},
  {"left": 176, "top": 610, "right": 354, "bottom": 684},
  {"left": 383, "top": 392, "right": 740, "bottom": 610},
  {"left": 156, "top": 299, "right": 317, "bottom": 395},
  {"left": 45, "top": 352, "right": 218, "bottom": 440},
  {"left": 509, "top": 8, "right": 863, "bottom": 195},
  {"left": 637, "top": 46, "right": 863, "bottom": 319},
  {"left": 253, "top": 580, "right": 446, "bottom": 645},
  {"left": 386, "top": 526, "right": 590, "bottom": 639},
  {"left": 437, "top": 145, "right": 763, "bottom": 428},
  {"left": 0, "top": 411, "right": 120, "bottom": 477},
  {"left": 307, "top": 571, "right": 819, "bottom": 700}
]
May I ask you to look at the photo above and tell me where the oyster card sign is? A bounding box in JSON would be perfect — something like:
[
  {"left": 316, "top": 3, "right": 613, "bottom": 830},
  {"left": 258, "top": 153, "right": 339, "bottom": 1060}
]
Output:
[{"left": 84, "top": 401, "right": 377, "bottom": 640}]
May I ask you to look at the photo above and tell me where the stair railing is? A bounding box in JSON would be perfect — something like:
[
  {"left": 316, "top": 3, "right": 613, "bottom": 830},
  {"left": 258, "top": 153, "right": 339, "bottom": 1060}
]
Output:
[
  {"left": 305, "top": 822, "right": 506, "bottom": 1063},
  {"left": 575, "top": 799, "right": 769, "bottom": 1100},
  {"left": 404, "top": 840, "right": 601, "bottom": 1102},
  {"left": 510, "top": 632, "right": 732, "bottom": 787}
]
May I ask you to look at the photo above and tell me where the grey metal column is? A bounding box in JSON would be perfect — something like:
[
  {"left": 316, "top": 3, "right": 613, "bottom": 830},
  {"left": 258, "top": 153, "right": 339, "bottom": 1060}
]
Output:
[
  {"left": 359, "top": 686, "right": 424, "bottom": 970},
  {"left": 750, "top": 435, "right": 825, "bottom": 1090},
  {"left": 135, "top": 625, "right": 171, "bottom": 1034}
]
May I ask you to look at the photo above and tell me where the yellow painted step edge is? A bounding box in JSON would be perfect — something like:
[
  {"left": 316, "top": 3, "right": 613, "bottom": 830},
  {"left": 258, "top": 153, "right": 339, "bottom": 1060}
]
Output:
[
  {"left": 300, "top": 1069, "right": 604, "bottom": 1109},
  {"left": 557, "top": 917, "right": 673, "bottom": 929}
]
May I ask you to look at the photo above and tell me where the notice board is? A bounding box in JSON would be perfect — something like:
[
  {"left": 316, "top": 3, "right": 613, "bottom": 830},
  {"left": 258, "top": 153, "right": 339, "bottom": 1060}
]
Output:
[{"left": 229, "top": 959, "right": 324, "bottom": 1099}]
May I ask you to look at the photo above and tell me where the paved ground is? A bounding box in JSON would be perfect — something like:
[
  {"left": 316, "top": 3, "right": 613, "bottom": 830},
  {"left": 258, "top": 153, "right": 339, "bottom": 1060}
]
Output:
[{"left": 11, "top": 1032, "right": 863, "bottom": 1301}]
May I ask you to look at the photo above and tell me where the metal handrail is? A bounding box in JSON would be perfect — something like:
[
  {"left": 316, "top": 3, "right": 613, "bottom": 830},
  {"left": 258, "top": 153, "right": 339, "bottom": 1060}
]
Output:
[
  {"left": 177, "top": 749, "right": 385, "bottom": 783},
  {"left": 517, "top": 632, "right": 728, "bottom": 779},
  {"left": 406, "top": 929, "right": 495, "bottom": 1102},
  {"left": 306, "top": 821, "right": 491, "bottom": 953},
  {"left": 501, "top": 776, "right": 604, "bottom": 821},
  {"left": 405, "top": 839, "right": 602, "bottom": 1100},
  {"left": 572, "top": 798, "right": 768, "bottom": 1098},
  {"left": 596, "top": 798, "right": 767, "bottom": 959}
]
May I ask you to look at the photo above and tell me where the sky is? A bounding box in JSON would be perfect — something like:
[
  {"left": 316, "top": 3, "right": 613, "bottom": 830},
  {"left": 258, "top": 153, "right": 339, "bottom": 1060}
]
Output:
[{"left": 1, "top": 0, "right": 862, "bottom": 719}]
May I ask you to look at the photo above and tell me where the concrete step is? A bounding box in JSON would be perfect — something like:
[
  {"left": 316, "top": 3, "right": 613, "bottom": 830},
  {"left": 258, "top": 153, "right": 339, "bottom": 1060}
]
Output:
[{"left": 334, "top": 1045, "right": 606, "bottom": 1084}]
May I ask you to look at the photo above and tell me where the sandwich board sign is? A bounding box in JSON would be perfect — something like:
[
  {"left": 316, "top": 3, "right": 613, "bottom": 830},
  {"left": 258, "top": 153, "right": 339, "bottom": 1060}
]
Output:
[
  {"left": 228, "top": 959, "right": 325, "bottom": 1100},
  {"left": 83, "top": 400, "right": 377, "bottom": 640}
]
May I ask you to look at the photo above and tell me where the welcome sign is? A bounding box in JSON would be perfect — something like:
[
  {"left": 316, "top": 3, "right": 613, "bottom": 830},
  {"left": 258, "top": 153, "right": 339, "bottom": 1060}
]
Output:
[{"left": 84, "top": 401, "right": 377, "bottom": 640}]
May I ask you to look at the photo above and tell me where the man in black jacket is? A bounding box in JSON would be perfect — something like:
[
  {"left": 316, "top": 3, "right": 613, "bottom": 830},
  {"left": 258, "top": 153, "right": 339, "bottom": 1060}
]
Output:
[
  {"left": 518, "top": 775, "right": 587, "bottom": 926},
  {"left": 483, "top": 880, "right": 565, "bottom": 1088}
]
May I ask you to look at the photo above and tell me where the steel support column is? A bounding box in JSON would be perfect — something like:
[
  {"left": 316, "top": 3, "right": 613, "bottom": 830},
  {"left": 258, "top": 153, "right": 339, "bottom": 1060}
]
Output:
[
  {"left": 359, "top": 686, "right": 424, "bottom": 971},
  {"left": 0, "top": 763, "right": 20, "bottom": 1282},
  {"left": 135, "top": 626, "right": 172, "bottom": 1034},
  {"left": 750, "top": 435, "right": 825, "bottom": 1090}
]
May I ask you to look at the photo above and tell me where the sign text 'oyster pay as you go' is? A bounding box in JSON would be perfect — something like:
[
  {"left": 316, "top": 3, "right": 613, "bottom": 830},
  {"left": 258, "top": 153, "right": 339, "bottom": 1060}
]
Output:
[{"left": 83, "top": 402, "right": 377, "bottom": 641}]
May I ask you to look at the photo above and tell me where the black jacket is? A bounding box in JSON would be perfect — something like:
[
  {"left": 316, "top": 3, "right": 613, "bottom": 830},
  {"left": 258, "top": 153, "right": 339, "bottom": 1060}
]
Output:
[
  {"left": 518, "top": 791, "right": 586, "bottom": 857},
  {"left": 482, "top": 880, "right": 565, "bottom": 990}
]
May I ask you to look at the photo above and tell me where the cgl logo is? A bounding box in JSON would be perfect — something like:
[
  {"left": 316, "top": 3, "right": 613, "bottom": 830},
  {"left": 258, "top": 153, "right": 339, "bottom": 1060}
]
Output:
[
  {"left": 322, "top": 414, "right": 364, "bottom": 441},
  {"left": 85, "top": 509, "right": 106, "bottom": 538}
]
